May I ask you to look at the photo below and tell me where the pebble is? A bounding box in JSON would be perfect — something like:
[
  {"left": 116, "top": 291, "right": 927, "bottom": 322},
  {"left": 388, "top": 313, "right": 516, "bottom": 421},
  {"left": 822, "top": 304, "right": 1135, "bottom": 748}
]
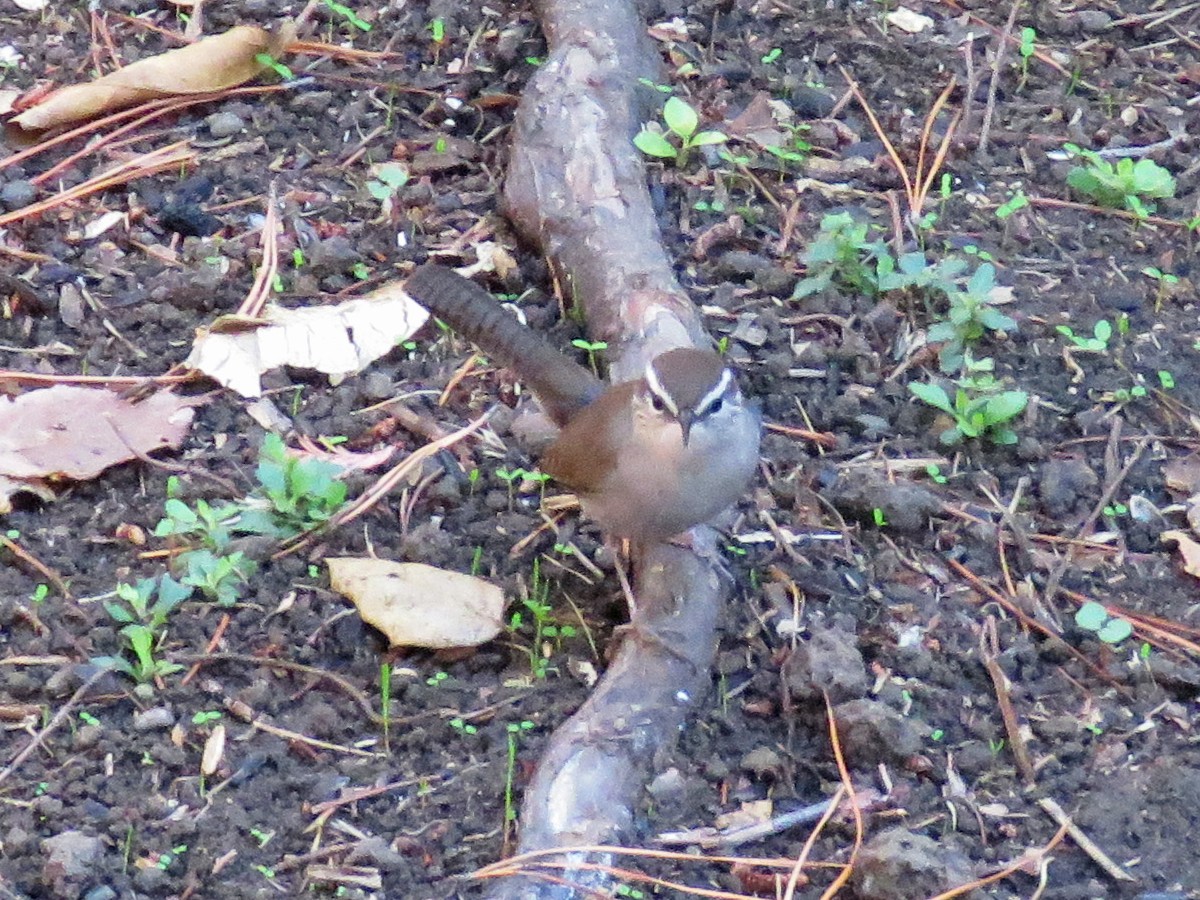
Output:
[
  {"left": 205, "top": 111, "right": 245, "bottom": 138},
  {"left": 0, "top": 179, "right": 36, "bottom": 211},
  {"left": 42, "top": 830, "right": 104, "bottom": 879},
  {"left": 133, "top": 706, "right": 176, "bottom": 732},
  {"left": 854, "top": 827, "right": 974, "bottom": 899}
]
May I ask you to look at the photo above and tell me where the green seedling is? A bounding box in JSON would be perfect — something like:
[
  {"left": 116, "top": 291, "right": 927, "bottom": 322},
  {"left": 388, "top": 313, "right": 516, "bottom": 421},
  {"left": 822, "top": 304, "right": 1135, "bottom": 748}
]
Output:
[
  {"left": 1063, "top": 144, "right": 1176, "bottom": 217},
  {"left": 503, "top": 720, "right": 535, "bottom": 830},
  {"left": 1143, "top": 266, "right": 1180, "bottom": 311},
  {"left": 449, "top": 717, "right": 478, "bottom": 736},
  {"left": 926, "top": 263, "right": 1017, "bottom": 373},
  {"left": 30, "top": 583, "right": 48, "bottom": 604},
  {"left": 1074, "top": 600, "right": 1133, "bottom": 644},
  {"left": 1102, "top": 502, "right": 1128, "bottom": 518},
  {"left": 761, "top": 47, "right": 782, "bottom": 64},
  {"left": 637, "top": 77, "right": 674, "bottom": 94},
  {"left": 351, "top": 261, "right": 370, "bottom": 280},
  {"left": 909, "top": 382, "right": 1028, "bottom": 445},
  {"left": 426, "top": 670, "right": 448, "bottom": 687},
  {"left": 925, "top": 463, "right": 948, "bottom": 484},
  {"left": 249, "top": 827, "right": 273, "bottom": 848},
  {"left": 633, "top": 96, "right": 727, "bottom": 167},
  {"left": 254, "top": 54, "right": 293, "bottom": 80},
  {"left": 322, "top": 0, "right": 371, "bottom": 31},
  {"left": 380, "top": 662, "right": 392, "bottom": 748},
  {"left": 181, "top": 550, "right": 255, "bottom": 606},
  {"left": 570, "top": 338, "right": 608, "bottom": 376},
  {"left": 155, "top": 496, "right": 238, "bottom": 551},
  {"left": 508, "top": 559, "right": 576, "bottom": 679},
  {"left": 792, "top": 212, "right": 892, "bottom": 299},
  {"left": 192, "top": 711, "right": 222, "bottom": 725},
  {"left": 762, "top": 124, "right": 812, "bottom": 165},
  {"left": 1159, "top": 370, "right": 1176, "bottom": 390},
  {"left": 872, "top": 508, "right": 887, "bottom": 527},
  {"left": 1056, "top": 319, "right": 1112, "bottom": 352},
  {"left": 995, "top": 190, "right": 1029, "bottom": 220},
  {"left": 366, "top": 162, "right": 409, "bottom": 204},
  {"left": 237, "top": 433, "right": 348, "bottom": 538},
  {"left": 79, "top": 711, "right": 101, "bottom": 726},
  {"left": 428, "top": 17, "right": 445, "bottom": 43},
  {"left": 92, "top": 576, "right": 192, "bottom": 683},
  {"left": 1017, "top": 27, "right": 1036, "bottom": 88}
]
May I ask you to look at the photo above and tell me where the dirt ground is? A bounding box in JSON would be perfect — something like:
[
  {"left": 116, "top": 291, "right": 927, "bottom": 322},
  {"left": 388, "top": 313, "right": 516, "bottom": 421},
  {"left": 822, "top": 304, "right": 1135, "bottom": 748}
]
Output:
[{"left": 2, "top": 0, "right": 1200, "bottom": 898}]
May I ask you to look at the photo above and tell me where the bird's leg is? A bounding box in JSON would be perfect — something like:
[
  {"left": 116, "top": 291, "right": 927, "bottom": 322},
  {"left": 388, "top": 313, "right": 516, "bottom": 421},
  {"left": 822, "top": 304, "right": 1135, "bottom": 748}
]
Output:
[{"left": 606, "top": 536, "right": 638, "bottom": 618}]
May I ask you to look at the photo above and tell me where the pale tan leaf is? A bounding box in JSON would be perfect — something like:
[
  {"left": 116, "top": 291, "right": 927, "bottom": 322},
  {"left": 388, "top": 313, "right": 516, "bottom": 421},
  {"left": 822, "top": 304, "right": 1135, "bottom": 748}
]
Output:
[
  {"left": 186, "top": 282, "right": 429, "bottom": 398},
  {"left": 328, "top": 558, "right": 506, "bottom": 650},
  {"left": 11, "top": 24, "right": 295, "bottom": 133},
  {"left": 1163, "top": 530, "right": 1200, "bottom": 579},
  {"left": 10, "top": 0, "right": 48, "bottom": 10},
  {"left": 0, "top": 386, "right": 196, "bottom": 482},
  {"left": 200, "top": 724, "right": 225, "bottom": 776},
  {"left": 887, "top": 7, "right": 935, "bottom": 33}
]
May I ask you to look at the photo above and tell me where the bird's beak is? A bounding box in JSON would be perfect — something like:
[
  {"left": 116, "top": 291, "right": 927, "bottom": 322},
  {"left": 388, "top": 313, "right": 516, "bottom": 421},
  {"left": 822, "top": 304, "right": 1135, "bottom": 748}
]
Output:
[{"left": 678, "top": 411, "right": 694, "bottom": 446}]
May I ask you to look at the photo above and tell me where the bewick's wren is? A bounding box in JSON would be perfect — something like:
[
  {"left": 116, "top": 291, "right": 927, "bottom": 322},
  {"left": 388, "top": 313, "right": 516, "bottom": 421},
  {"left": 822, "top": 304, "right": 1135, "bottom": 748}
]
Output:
[{"left": 405, "top": 264, "right": 760, "bottom": 545}]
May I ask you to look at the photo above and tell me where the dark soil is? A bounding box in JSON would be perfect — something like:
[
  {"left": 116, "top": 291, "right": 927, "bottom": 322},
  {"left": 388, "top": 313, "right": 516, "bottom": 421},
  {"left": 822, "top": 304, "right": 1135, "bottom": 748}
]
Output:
[{"left": 2, "top": 1, "right": 1200, "bottom": 898}]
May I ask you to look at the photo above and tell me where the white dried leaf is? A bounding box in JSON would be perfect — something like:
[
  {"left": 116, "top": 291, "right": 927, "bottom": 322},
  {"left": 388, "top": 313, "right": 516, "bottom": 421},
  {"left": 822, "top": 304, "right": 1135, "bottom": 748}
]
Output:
[{"left": 186, "top": 281, "right": 428, "bottom": 397}]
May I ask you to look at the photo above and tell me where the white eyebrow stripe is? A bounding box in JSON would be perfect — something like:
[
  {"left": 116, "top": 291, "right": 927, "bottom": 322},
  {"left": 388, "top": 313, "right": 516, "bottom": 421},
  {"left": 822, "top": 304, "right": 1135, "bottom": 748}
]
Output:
[
  {"left": 644, "top": 359, "right": 678, "bottom": 416},
  {"left": 696, "top": 368, "right": 732, "bottom": 413}
]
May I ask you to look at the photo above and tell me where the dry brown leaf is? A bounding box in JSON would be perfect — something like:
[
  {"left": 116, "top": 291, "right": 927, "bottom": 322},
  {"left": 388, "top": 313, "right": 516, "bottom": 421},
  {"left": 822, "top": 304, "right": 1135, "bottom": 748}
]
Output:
[
  {"left": 186, "top": 281, "right": 429, "bottom": 398},
  {"left": 10, "top": 24, "right": 294, "bottom": 133},
  {"left": 1163, "top": 530, "right": 1200, "bottom": 579},
  {"left": 328, "top": 558, "right": 506, "bottom": 650},
  {"left": 1165, "top": 454, "right": 1200, "bottom": 495},
  {"left": 0, "top": 386, "right": 196, "bottom": 511}
]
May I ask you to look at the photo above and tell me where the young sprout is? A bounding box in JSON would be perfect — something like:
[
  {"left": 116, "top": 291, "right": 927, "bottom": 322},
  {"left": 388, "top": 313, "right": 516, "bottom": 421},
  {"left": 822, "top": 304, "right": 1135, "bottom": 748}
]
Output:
[{"left": 633, "top": 96, "right": 727, "bottom": 167}]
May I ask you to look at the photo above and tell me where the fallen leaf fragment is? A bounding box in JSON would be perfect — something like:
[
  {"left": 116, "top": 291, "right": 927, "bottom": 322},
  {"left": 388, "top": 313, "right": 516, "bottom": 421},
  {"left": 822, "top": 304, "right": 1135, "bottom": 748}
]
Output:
[
  {"left": 10, "top": 0, "right": 48, "bottom": 10},
  {"left": 328, "top": 558, "right": 505, "bottom": 649},
  {"left": 9, "top": 24, "right": 294, "bottom": 133},
  {"left": 887, "top": 7, "right": 935, "bottom": 33},
  {"left": 186, "top": 281, "right": 429, "bottom": 398},
  {"left": 1163, "top": 529, "right": 1200, "bottom": 579},
  {"left": 0, "top": 386, "right": 196, "bottom": 512}
]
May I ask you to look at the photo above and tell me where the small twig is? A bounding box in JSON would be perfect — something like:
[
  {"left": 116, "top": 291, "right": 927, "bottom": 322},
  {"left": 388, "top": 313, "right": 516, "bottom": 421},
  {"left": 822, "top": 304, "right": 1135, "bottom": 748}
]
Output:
[
  {"left": 978, "top": 0, "right": 1021, "bottom": 158},
  {"left": 0, "top": 534, "right": 70, "bottom": 598},
  {"left": 979, "top": 616, "right": 1037, "bottom": 786},
  {"left": 1037, "top": 798, "right": 1138, "bottom": 883},
  {"left": 0, "top": 667, "right": 109, "bottom": 787}
]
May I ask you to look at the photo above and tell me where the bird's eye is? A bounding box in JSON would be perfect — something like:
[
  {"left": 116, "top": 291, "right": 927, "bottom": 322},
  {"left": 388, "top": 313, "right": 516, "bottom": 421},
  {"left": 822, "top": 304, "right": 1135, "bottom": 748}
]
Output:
[
  {"left": 709, "top": 398, "right": 723, "bottom": 414},
  {"left": 651, "top": 395, "right": 666, "bottom": 412}
]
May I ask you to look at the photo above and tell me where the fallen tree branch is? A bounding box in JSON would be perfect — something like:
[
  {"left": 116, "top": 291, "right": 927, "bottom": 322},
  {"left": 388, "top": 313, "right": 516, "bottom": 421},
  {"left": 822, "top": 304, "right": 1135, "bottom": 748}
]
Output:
[{"left": 486, "top": 0, "right": 736, "bottom": 896}]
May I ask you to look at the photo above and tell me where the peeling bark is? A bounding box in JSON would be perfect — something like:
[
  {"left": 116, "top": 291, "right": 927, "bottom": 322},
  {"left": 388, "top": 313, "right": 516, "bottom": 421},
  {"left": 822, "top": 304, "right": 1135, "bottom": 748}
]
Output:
[{"left": 488, "top": 0, "right": 733, "bottom": 896}]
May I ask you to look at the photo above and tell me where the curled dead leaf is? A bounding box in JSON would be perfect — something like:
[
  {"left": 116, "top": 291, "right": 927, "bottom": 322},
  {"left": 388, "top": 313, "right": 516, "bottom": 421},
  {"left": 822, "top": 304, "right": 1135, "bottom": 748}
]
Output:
[{"left": 10, "top": 24, "right": 295, "bottom": 133}]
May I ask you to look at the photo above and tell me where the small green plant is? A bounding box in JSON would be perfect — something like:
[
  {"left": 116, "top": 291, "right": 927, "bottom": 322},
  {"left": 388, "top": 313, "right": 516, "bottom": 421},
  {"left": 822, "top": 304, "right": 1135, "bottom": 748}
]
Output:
[
  {"left": 322, "top": 0, "right": 371, "bottom": 31},
  {"left": 1063, "top": 144, "right": 1176, "bottom": 217},
  {"left": 792, "top": 212, "right": 891, "bottom": 299},
  {"left": 366, "top": 162, "right": 410, "bottom": 206},
  {"left": 249, "top": 827, "right": 273, "bottom": 848},
  {"left": 237, "top": 433, "right": 348, "bottom": 537},
  {"left": 570, "top": 338, "right": 608, "bottom": 376},
  {"left": 30, "top": 583, "right": 48, "bottom": 604},
  {"left": 79, "top": 711, "right": 101, "bottom": 727},
  {"left": 92, "top": 576, "right": 191, "bottom": 683},
  {"left": 1074, "top": 601, "right": 1133, "bottom": 644},
  {"left": 1017, "top": 27, "right": 1036, "bottom": 88},
  {"left": 1102, "top": 501, "right": 1128, "bottom": 518},
  {"left": 192, "top": 711, "right": 222, "bottom": 725},
  {"left": 254, "top": 54, "right": 293, "bottom": 81},
  {"left": 633, "top": 96, "right": 727, "bottom": 167},
  {"left": 926, "top": 263, "right": 1016, "bottom": 372},
  {"left": 995, "top": 190, "right": 1029, "bottom": 220},
  {"left": 449, "top": 717, "right": 478, "bottom": 736},
  {"left": 925, "top": 463, "right": 948, "bottom": 484},
  {"left": 351, "top": 261, "right": 370, "bottom": 280},
  {"left": 872, "top": 508, "right": 887, "bottom": 527},
  {"left": 504, "top": 720, "right": 535, "bottom": 826},
  {"left": 1159, "top": 370, "right": 1176, "bottom": 390},
  {"left": 508, "top": 560, "right": 576, "bottom": 679},
  {"left": 380, "top": 662, "right": 392, "bottom": 748},
  {"left": 428, "top": 17, "right": 445, "bottom": 43},
  {"left": 426, "top": 670, "right": 448, "bottom": 687},
  {"left": 909, "top": 381, "right": 1028, "bottom": 445},
  {"left": 154, "top": 495, "right": 238, "bottom": 551},
  {"left": 1057, "top": 319, "right": 1112, "bottom": 352},
  {"left": 181, "top": 550, "right": 255, "bottom": 606},
  {"left": 761, "top": 47, "right": 782, "bottom": 64}
]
